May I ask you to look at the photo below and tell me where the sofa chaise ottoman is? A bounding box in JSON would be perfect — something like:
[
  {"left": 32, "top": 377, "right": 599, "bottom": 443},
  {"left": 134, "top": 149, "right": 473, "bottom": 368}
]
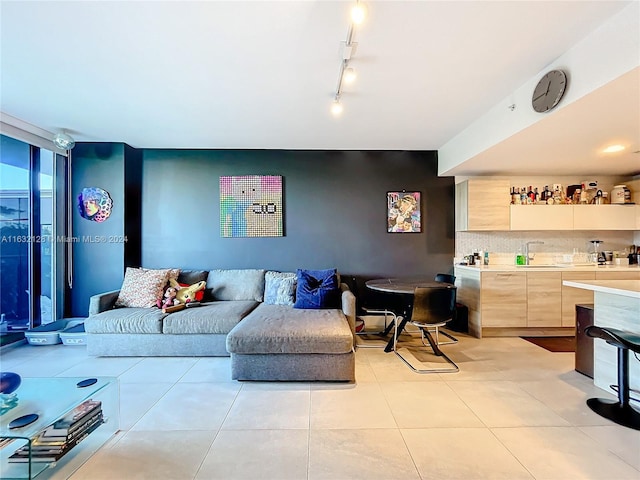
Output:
[{"left": 226, "top": 284, "right": 356, "bottom": 381}]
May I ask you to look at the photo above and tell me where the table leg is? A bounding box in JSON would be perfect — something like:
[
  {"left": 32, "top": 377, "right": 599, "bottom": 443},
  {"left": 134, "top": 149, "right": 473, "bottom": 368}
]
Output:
[{"left": 385, "top": 315, "right": 410, "bottom": 353}]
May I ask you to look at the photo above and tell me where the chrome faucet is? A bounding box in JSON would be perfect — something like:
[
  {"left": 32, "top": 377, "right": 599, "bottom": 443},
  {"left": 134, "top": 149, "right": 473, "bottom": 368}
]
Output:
[{"left": 524, "top": 241, "right": 545, "bottom": 265}]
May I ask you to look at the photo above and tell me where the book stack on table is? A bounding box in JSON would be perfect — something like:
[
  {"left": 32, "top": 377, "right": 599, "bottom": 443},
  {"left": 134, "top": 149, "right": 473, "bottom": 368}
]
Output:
[{"left": 9, "top": 399, "right": 103, "bottom": 463}]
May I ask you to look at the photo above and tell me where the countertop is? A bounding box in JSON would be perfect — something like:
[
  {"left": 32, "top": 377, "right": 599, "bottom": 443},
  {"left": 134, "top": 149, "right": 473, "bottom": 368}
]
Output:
[
  {"left": 455, "top": 264, "right": 640, "bottom": 273},
  {"left": 561, "top": 280, "right": 640, "bottom": 299}
]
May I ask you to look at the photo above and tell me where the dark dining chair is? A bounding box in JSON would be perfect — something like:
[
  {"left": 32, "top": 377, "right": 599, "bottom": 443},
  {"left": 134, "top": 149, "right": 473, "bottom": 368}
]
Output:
[
  {"left": 351, "top": 277, "right": 399, "bottom": 349},
  {"left": 434, "top": 273, "right": 456, "bottom": 285},
  {"left": 393, "top": 285, "right": 459, "bottom": 373},
  {"left": 429, "top": 273, "right": 459, "bottom": 345}
]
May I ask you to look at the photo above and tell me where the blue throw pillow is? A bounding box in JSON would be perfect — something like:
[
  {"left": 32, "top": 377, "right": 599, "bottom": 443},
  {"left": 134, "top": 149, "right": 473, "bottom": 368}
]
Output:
[{"left": 294, "top": 268, "right": 339, "bottom": 309}]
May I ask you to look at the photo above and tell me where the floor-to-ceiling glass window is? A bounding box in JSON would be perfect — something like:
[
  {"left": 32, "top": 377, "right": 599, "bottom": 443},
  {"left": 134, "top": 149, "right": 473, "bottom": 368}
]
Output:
[
  {"left": 39, "top": 149, "right": 54, "bottom": 324},
  {"left": 0, "top": 134, "right": 58, "bottom": 344}
]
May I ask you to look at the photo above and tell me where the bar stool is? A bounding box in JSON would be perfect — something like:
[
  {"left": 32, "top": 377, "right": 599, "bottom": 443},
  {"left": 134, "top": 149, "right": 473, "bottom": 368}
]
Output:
[{"left": 585, "top": 325, "right": 640, "bottom": 430}]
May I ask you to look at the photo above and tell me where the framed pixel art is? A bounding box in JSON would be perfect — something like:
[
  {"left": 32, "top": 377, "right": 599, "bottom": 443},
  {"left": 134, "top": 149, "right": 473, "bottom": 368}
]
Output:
[
  {"left": 387, "top": 191, "right": 421, "bottom": 233},
  {"left": 220, "top": 175, "right": 283, "bottom": 237}
]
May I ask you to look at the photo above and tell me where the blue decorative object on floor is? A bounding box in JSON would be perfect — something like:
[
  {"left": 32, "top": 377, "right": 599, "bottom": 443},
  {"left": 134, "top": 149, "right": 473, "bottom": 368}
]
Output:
[
  {"left": 0, "top": 372, "right": 22, "bottom": 415},
  {"left": 0, "top": 372, "right": 21, "bottom": 394}
]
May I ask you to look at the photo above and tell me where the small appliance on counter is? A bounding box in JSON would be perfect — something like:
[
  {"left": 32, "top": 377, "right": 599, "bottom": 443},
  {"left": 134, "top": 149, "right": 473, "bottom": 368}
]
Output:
[{"left": 611, "top": 185, "right": 632, "bottom": 204}]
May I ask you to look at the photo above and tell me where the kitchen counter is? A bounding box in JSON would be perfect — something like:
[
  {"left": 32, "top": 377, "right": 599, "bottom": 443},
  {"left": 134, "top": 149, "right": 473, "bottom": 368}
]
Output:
[
  {"left": 456, "top": 264, "right": 640, "bottom": 273},
  {"left": 561, "top": 279, "right": 640, "bottom": 299},
  {"left": 453, "top": 263, "right": 640, "bottom": 338},
  {"left": 561, "top": 279, "right": 639, "bottom": 396}
]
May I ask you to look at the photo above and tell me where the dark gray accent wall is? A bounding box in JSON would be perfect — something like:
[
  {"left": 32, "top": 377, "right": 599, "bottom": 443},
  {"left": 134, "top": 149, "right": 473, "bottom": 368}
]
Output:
[
  {"left": 70, "top": 143, "right": 142, "bottom": 316},
  {"left": 141, "top": 150, "right": 454, "bottom": 280},
  {"left": 123, "top": 144, "right": 142, "bottom": 268}
]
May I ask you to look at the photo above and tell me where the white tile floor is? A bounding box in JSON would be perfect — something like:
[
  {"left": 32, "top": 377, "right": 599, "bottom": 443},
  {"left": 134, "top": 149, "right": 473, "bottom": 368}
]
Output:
[{"left": 1, "top": 334, "right": 639, "bottom": 480}]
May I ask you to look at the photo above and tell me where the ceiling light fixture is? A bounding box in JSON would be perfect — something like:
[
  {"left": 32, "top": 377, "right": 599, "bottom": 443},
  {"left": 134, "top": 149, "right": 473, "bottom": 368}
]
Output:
[
  {"left": 331, "top": 97, "right": 344, "bottom": 116},
  {"left": 351, "top": 3, "right": 367, "bottom": 24},
  {"left": 330, "top": 1, "right": 366, "bottom": 116},
  {"left": 343, "top": 67, "right": 357, "bottom": 84},
  {"left": 602, "top": 144, "right": 625, "bottom": 153},
  {"left": 53, "top": 130, "right": 76, "bottom": 150}
]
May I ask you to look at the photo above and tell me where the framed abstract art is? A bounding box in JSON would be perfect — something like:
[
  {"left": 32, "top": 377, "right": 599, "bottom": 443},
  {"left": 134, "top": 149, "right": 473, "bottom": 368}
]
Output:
[
  {"left": 220, "top": 175, "right": 283, "bottom": 237},
  {"left": 387, "top": 191, "right": 421, "bottom": 233}
]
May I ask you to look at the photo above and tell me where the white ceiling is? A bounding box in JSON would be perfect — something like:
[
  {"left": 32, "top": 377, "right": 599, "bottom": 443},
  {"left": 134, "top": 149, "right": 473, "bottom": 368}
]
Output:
[{"left": 1, "top": 1, "right": 638, "bottom": 176}]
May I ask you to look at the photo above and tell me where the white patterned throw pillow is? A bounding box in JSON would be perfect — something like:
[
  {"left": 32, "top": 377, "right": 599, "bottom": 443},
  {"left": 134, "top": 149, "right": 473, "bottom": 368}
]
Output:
[
  {"left": 115, "top": 267, "right": 173, "bottom": 308},
  {"left": 264, "top": 271, "right": 297, "bottom": 306}
]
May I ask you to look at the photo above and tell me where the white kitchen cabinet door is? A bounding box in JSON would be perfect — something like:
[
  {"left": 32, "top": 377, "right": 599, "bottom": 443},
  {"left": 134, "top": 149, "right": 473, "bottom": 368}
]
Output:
[
  {"left": 573, "top": 205, "right": 636, "bottom": 230},
  {"left": 510, "top": 205, "right": 573, "bottom": 230}
]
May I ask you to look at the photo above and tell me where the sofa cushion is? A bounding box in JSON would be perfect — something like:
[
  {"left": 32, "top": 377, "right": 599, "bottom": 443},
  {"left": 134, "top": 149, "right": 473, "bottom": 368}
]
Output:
[
  {"left": 115, "top": 267, "right": 173, "bottom": 308},
  {"left": 162, "top": 300, "right": 259, "bottom": 334},
  {"left": 294, "top": 268, "right": 339, "bottom": 309},
  {"left": 206, "top": 269, "right": 265, "bottom": 302},
  {"left": 177, "top": 270, "right": 209, "bottom": 285},
  {"left": 264, "top": 271, "right": 296, "bottom": 306},
  {"left": 85, "top": 308, "right": 168, "bottom": 334},
  {"left": 226, "top": 303, "right": 353, "bottom": 355}
]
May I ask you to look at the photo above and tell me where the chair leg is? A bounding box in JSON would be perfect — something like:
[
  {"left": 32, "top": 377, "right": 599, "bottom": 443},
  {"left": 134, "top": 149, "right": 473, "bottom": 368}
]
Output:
[
  {"left": 356, "top": 310, "right": 398, "bottom": 349},
  {"left": 586, "top": 347, "right": 640, "bottom": 430},
  {"left": 433, "top": 327, "right": 458, "bottom": 345},
  {"left": 393, "top": 323, "right": 458, "bottom": 374}
]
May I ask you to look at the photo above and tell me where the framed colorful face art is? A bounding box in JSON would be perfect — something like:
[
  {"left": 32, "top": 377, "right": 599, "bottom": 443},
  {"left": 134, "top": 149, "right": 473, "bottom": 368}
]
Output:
[
  {"left": 220, "top": 175, "right": 283, "bottom": 237},
  {"left": 387, "top": 191, "right": 421, "bottom": 233},
  {"left": 77, "top": 187, "right": 113, "bottom": 223}
]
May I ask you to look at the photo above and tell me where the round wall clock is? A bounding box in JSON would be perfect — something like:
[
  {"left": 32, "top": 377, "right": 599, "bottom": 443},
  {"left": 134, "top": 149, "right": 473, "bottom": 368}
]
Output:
[{"left": 532, "top": 69, "right": 567, "bottom": 113}]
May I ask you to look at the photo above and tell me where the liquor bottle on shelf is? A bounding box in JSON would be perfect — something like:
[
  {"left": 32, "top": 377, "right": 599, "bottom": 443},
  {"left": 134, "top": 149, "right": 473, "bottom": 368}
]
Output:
[
  {"left": 573, "top": 188, "right": 581, "bottom": 204},
  {"left": 520, "top": 187, "right": 527, "bottom": 205},
  {"left": 579, "top": 183, "right": 588, "bottom": 204},
  {"left": 527, "top": 186, "right": 534, "bottom": 204},
  {"left": 534, "top": 187, "right": 540, "bottom": 204},
  {"left": 510, "top": 187, "right": 518, "bottom": 204}
]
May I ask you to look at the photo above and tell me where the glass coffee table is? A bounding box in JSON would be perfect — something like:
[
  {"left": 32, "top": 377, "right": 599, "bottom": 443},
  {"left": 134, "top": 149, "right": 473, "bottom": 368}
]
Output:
[{"left": 0, "top": 376, "right": 119, "bottom": 479}]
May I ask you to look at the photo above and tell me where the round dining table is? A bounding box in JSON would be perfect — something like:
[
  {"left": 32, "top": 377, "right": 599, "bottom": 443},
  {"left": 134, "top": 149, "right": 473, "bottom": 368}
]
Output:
[
  {"left": 365, "top": 278, "right": 452, "bottom": 294},
  {"left": 365, "top": 277, "right": 455, "bottom": 352}
]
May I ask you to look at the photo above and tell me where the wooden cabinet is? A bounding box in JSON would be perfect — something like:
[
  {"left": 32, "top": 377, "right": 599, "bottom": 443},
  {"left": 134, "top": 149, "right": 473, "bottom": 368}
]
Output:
[
  {"left": 572, "top": 205, "right": 637, "bottom": 230},
  {"left": 510, "top": 205, "right": 573, "bottom": 230},
  {"left": 527, "top": 272, "right": 562, "bottom": 327},
  {"left": 456, "top": 267, "right": 637, "bottom": 335},
  {"left": 455, "top": 179, "right": 510, "bottom": 231},
  {"left": 480, "top": 272, "right": 527, "bottom": 327},
  {"left": 561, "top": 271, "right": 596, "bottom": 327}
]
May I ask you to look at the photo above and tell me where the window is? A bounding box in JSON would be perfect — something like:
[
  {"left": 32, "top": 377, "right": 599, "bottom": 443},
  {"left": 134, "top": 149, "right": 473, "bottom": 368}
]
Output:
[{"left": 0, "top": 135, "right": 61, "bottom": 343}]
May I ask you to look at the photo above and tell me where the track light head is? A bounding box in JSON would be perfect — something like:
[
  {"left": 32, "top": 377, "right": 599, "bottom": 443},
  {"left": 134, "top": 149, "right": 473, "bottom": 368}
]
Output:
[
  {"left": 343, "top": 67, "right": 357, "bottom": 84},
  {"left": 331, "top": 98, "right": 344, "bottom": 116},
  {"left": 53, "top": 131, "right": 76, "bottom": 150},
  {"left": 351, "top": 3, "right": 366, "bottom": 24}
]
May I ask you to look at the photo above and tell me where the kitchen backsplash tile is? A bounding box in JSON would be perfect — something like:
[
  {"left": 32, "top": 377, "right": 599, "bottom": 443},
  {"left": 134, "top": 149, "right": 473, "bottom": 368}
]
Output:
[{"left": 456, "top": 231, "right": 634, "bottom": 259}]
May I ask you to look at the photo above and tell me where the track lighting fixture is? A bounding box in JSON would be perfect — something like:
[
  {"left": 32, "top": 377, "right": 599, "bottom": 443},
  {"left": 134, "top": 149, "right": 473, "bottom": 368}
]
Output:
[
  {"left": 343, "top": 67, "right": 357, "bottom": 84},
  {"left": 351, "top": 3, "right": 367, "bottom": 24},
  {"left": 53, "top": 130, "right": 76, "bottom": 150},
  {"left": 330, "top": 1, "right": 366, "bottom": 116},
  {"left": 331, "top": 97, "right": 344, "bottom": 116}
]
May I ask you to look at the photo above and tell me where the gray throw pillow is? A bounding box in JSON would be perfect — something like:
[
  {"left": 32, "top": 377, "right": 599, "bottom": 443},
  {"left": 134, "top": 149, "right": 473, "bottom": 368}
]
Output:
[
  {"left": 177, "top": 270, "right": 209, "bottom": 285},
  {"left": 264, "top": 271, "right": 296, "bottom": 306}
]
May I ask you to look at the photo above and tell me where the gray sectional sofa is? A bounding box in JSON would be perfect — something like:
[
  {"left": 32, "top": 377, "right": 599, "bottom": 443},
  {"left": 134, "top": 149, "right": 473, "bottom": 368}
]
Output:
[{"left": 85, "top": 269, "right": 356, "bottom": 382}]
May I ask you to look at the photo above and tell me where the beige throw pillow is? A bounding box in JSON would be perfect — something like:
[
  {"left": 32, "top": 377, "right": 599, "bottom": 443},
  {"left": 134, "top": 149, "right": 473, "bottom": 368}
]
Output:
[{"left": 115, "top": 267, "right": 173, "bottom": 308}]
